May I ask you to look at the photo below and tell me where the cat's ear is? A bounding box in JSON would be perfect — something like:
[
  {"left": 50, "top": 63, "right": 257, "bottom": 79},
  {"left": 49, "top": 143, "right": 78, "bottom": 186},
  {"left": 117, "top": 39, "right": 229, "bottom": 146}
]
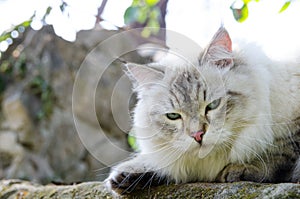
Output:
[
  {"left": 199, "top": 27, "right": 233, "bottom": 68},
  {"left": 123, "top": 62, "right": 164, "bottom": 88}
]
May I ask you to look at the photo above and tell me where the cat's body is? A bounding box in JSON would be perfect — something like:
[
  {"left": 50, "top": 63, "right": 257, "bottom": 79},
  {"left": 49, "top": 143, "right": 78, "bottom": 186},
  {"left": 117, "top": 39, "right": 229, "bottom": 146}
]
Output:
[{"left": 106, "top": 27, "right": 300, "bottom": 194}]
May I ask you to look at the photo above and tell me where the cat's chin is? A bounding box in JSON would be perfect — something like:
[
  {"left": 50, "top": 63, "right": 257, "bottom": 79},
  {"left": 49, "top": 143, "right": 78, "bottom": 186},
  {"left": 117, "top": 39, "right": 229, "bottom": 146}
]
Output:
[
  {"left": 197, "top": 143, "right": 218, "bottom": 158},
  {"left": 187, "top": 139, "right": 219, "bottom": 159}
]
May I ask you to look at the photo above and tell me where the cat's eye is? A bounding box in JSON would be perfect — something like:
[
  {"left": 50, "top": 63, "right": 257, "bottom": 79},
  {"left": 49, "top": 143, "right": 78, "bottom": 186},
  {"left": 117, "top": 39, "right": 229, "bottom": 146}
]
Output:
[
  {"left": 206, "top": 98, "right": 221, "bottom": 111},
  {"left": 166, "top": 113, "right": 182, "bottom": 120}
]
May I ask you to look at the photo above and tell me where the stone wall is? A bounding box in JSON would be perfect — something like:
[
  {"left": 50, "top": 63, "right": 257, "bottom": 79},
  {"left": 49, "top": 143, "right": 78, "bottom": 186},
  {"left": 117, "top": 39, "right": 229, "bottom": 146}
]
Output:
[
  {"left": 1, "top": 179, "right": 300, "bottom": 198},
  {"left": 0, "top": 26, "right": 147, "bottom": 184}
]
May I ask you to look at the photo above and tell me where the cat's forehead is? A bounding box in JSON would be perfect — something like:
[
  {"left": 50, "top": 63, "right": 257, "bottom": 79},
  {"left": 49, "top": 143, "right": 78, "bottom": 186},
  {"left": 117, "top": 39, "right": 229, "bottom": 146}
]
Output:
[
  {"left": 172, "top": 67, "right": 202, "bottom": 85},
  {"left": 166, "top": 66, "right": 226, "bottom": 104},
  {"left": 164, "top": 68, "right": 198, "bottom": 107}
]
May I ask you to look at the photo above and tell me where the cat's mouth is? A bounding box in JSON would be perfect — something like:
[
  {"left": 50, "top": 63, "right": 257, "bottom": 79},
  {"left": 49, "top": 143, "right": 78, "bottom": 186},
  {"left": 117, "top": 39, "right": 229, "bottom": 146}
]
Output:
[{"left": 191, "top": 131, "right": 205, "bottom": 144}]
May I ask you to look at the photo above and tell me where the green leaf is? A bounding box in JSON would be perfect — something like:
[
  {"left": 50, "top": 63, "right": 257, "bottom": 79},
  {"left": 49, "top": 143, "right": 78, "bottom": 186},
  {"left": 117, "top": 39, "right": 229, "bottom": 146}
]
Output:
[
  {"left": 145, "top": 0, "right": 160, "bottom": 6},
  {"left": 279, "top": 1, "right": 291, "bottom": 13},
  {"left": 124, "top": 6, "right": 139, "bottom": 24},
  {"left": 243, "top": 0, "right": 251, "bottom": 4},
  {"left": 20, "top": 19, "right": 32, "bottom": 28},
  {"left": 0, "top": 18, "right": 32, "bottom": 43},
  {"left": 0, "top": 33, "right": 11, "bottom": 42},
  {"left": 128, "top": 133, "right": 139, "bottom": 151},
  {"left": 131, "top": 0, "right": 140, "bottom": 6},
  {"left": 141, "top": 20, "right": 160, "bottom": 38},
  {"left": 45, "top": 6, "right": 52, "bottom": 15},
  {"left": 42, "top": 6, "right": 52, "bottom": 21},
  {"left": 231, "top": 3, "right": 249, "bottom": 23},
  {"left": 60, "top": 2, "right": 68, "bottom": 12},
  {"left": 147, "top": 19, "right": 160, "bottom": 33},
  {"left": 149, "top": 7, "right": 160, "bottom": 19},
  {"left": 136, "top": 7, "right": 148, "bottom": 24}
]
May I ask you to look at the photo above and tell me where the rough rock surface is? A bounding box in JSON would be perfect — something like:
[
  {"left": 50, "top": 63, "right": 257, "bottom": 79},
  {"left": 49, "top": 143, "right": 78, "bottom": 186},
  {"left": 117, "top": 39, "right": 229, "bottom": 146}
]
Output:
[
  {"left": 0, "top": 26, "right": 147, "bottom": 184},
  {"left": 0, "top": 180, "right": 299, "bottom": 199}
]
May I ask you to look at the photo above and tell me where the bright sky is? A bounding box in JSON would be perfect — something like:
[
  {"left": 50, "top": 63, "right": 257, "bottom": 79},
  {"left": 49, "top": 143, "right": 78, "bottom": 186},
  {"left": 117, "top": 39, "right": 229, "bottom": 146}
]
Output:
[{"left": 0, "top": 0, "right": 300, "bottom": 60}]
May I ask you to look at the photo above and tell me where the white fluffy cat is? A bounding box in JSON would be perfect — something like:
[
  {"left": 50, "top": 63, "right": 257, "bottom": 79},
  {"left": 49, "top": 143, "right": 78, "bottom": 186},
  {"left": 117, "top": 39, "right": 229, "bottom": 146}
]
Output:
[{"left": 106, "top": 27, "right": 300, "bottom": 194}]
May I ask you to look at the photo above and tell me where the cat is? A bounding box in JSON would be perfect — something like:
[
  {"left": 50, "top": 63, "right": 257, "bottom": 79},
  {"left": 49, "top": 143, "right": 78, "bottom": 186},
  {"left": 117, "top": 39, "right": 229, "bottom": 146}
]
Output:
[{"left": 105, "top": 27, "right": 300, "bottom": 194}]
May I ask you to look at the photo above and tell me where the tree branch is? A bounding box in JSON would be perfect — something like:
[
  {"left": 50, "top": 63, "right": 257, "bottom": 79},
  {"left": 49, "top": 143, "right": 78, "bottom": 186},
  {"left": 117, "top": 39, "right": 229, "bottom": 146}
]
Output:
[{"left": 95, "top": 0, "right": 108, "bottom": 24}]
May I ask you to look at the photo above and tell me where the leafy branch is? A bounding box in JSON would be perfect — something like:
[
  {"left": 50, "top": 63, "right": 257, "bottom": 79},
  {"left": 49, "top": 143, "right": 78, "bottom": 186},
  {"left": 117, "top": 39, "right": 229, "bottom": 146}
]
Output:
[
  {"left": 230, "top": 0, "right": 293, "bottom": 23},
  {"left": 124, "top": 0, "right": 167, "bottom": 39}
]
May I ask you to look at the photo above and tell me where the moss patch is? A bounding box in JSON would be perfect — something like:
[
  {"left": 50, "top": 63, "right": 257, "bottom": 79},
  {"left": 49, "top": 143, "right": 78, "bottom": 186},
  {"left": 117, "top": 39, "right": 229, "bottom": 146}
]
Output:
[{"left": 0, "top": 180, "right": 300, "bottom": 199}]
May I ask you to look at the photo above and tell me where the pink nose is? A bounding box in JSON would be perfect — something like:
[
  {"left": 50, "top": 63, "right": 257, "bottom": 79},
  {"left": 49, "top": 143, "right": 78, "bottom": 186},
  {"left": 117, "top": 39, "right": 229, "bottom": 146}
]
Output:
[{"left": 191, "top": 131, "right": 205, "bottom": 142}]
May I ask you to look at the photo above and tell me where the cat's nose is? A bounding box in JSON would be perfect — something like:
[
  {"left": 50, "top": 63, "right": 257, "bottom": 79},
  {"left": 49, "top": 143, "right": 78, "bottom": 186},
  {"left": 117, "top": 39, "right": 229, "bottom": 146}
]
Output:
[{"left": 191, "top": 131, "right": 205, "bottom": 143}]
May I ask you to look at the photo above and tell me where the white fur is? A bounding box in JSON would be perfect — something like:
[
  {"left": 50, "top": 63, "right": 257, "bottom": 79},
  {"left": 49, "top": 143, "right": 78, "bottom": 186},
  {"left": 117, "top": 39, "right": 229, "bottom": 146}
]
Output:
[{"left": 108, "top": 30, "right": 300, "bottom": 187}]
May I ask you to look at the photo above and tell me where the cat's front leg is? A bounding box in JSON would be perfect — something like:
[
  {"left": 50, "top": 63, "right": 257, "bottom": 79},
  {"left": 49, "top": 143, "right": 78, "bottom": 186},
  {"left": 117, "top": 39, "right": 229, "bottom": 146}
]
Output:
[
  {"left": 106, "top": 155, "right": 167, "bottom": 194},
  {"left": 217, "top": 163, "right": 265, "bottom": 183}
]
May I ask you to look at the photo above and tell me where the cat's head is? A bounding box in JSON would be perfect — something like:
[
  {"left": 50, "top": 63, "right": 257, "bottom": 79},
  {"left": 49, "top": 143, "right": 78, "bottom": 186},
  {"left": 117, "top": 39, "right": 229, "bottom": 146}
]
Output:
[{"left": 125, "top": 27, "right": 270, "bottom": 158}]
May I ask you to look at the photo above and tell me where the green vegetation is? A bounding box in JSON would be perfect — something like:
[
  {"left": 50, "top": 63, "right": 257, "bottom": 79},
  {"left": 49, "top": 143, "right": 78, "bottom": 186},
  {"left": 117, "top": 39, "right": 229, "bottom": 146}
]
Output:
[
  {"left": 0, "top": 53, "right": 27, "bottom": 95},
  {"left": 0, "top": 51, "right": 54, "bottom": 119},
  {"left": 128, "top": 132, "right": 139, "bottom": 151},
  {"left": 124, "top": 0, "right": 161, "bottom": 37},
  {"left": 230, "top": 0, "right": 293, "bottom": 22},
  {"left": 29, "top": 75, "right": 54, "bottom": 119},
  {"left": 279, "top": 1, "right": 292, "bottom": 13}
]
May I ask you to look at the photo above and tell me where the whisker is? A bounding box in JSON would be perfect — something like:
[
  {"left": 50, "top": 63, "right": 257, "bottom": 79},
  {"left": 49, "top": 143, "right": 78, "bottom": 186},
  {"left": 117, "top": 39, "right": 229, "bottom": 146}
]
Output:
[{"left": 226, "top": 136, "right": 269, "bottom": 181}]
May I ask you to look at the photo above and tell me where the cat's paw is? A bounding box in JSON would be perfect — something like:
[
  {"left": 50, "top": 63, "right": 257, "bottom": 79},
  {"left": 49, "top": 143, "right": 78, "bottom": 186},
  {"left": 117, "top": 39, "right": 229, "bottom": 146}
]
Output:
[
  {"left": 217, "top": 164, "right": 263, "bottom": 183},
  {"left": 106, "top": 160, "right": 166, "bottom": 194},
  {"left": 108, "top": 171, "right": 162, "bottom": 194},
  {"left": 217, "top": 164, "right": 246, "bottom": 182}
]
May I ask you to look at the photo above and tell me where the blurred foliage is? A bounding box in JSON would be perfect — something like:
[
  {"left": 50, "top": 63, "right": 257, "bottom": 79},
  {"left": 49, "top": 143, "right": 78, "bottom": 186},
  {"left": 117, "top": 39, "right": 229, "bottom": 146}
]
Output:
[
  {"left": 230, "top": 0, "right": 251, "bottom": 22},
  {"left": 0, "top": 1, "right": 66, "bottom": 119},
  {"left": 0, "top": 19, "right": 31, "bottom": 43},
  {"left": 0, "top": 0, "right": 296, "bottom": 45},
  {"left": 124, "top": 0, "right": 162, "bottom": 38},
  {"left": 0, "top": 1, "right": 67, "bottom": 51},
  {"left": 0, "top": 53, "right": 27, "bottom": 92},
  {"left": 231, "top": 0, "right": 293, "bottom": 22},
  {"left": 128, "top": 132, "right": 139, "bottom": 151},
  {"left": 29, "top": 76, "right": 54, "bottom": 120},
  {"left": 279, "top": 1, "right": 292, "bottom": 13},
  {"left": 0, "top": 51, "right": 54, "bottom": 119}
]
